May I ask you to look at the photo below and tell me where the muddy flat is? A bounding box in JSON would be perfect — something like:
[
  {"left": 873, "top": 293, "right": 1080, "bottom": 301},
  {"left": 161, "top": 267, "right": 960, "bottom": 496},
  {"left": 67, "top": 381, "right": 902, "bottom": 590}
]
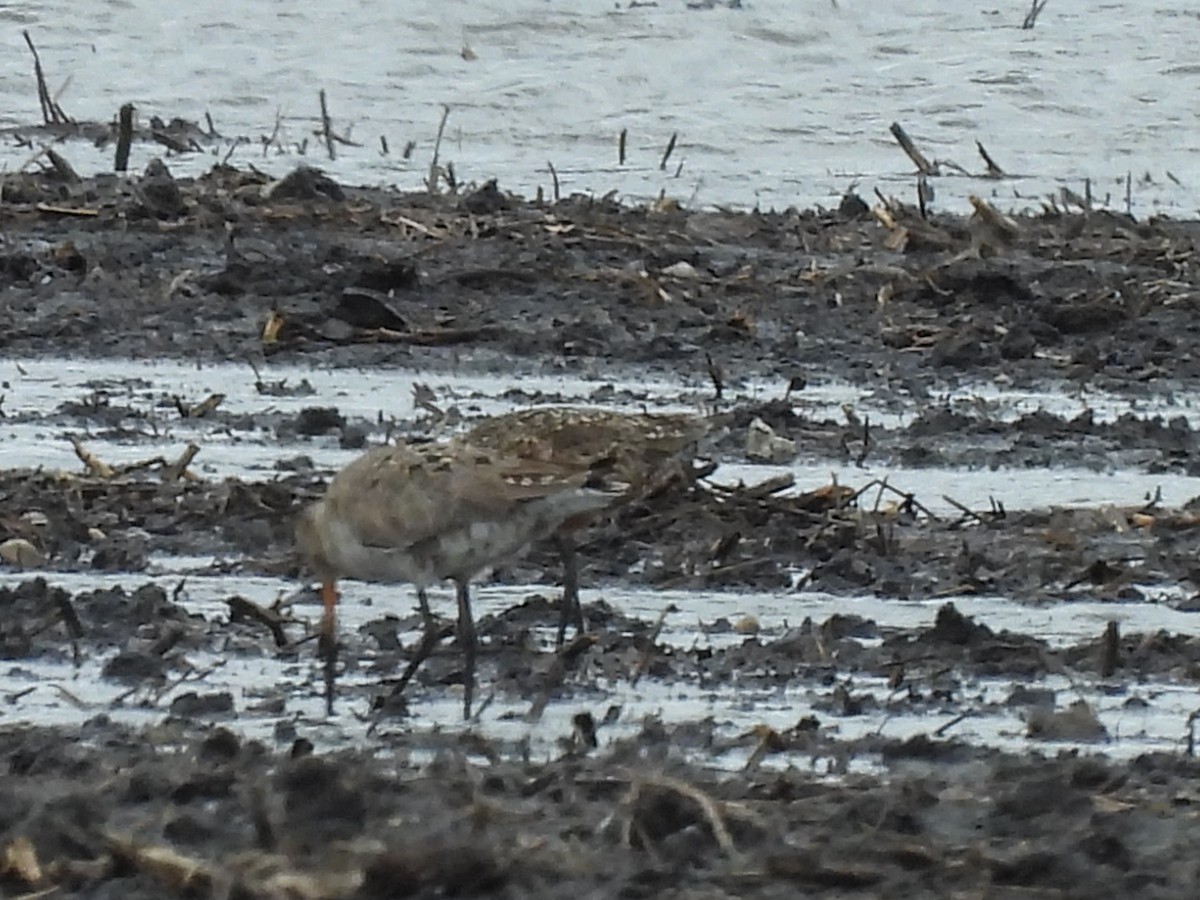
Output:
[{"left": 2, "top": 162, "right": 1200, "bottom": 898}]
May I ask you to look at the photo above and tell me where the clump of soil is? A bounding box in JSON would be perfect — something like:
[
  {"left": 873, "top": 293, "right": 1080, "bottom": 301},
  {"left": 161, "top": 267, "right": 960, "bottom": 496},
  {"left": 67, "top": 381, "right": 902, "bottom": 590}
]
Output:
[
  {"left": 2, "top": 716, "right": 1200, "bottom": 898},
  {"left": 2, "top": 161, "right": 1200, "bottom": 399},
  {"left": 5, "top": 161, "right": 1200, "bottom": 898}
]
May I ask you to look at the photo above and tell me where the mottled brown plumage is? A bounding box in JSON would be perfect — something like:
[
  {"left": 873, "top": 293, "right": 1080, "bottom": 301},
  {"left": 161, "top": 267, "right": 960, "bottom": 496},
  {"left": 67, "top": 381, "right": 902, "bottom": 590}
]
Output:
[
  {"left": 296, "top": 440, "right": 615, "bottom": 718},
  {"left": 460, "top": 406, "right": 705, "bottom": 490},
  {"left": 460, "top": 406, "right": 706, "bottom": 642}
]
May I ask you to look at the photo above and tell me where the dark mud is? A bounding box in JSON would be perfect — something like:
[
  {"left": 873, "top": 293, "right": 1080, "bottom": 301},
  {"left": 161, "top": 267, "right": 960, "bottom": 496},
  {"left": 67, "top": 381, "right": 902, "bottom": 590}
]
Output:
[
  {"left": 722, "top": 398, "right": 1200, "bottom": 476},
  {"left": 6, "top": 717, "right": 1200, "bottom": 900},
  {"left": 1, "top": 569, "right": 1192, "bottom": 727},
  {"left": 3, "top": 579, "right": 1200, "bottom": 897},
  {"left": 3, "top": 161, "right": 1200, "bottom": 399},
  {"left": 6, "top": 720, "right": 1200, "bottom": 900},
  {"left": 6, "top": 162, "right": 1200, "bottom": 897}
]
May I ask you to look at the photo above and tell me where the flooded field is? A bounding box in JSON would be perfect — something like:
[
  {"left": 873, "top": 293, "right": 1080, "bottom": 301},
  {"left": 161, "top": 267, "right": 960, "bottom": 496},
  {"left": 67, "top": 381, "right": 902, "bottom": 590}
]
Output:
[
  {"left": 4, "top": 0, "right": 1200, "bottom": 216},
  {"left": 4, "top": 167, "right": 1200, "bottom": 896},
  {"left": 7, "top": 350, "right": 1200, "bottom": 763}
]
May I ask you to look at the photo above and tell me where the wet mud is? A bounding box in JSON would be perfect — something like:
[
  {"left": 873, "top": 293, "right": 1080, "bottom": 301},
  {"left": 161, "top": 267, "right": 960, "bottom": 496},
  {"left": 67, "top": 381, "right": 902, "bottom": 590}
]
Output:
[
  {"left": 3, "top": 160, "right": 1200, "bottom": 398},
  {"left": 2, "top": 451, "right": 1196, "bottom": 604},
  {"left": 4, "top": 162, "right": 1200, "bottom": 896},
  {"left": 3, "top": 578, "right": 1200, "bottom": 897},
  {"left": 6, "top": 713, "right": 1200, "bottom": 900}
]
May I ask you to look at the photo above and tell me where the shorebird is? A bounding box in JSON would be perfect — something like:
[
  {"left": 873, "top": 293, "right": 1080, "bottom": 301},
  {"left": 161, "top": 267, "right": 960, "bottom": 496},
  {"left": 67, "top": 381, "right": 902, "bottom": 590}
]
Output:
[
  {"left": 458, "top": 406, "right": 707, "bottom": 644},
  {"left": 295, "top": 440, "right": 617, "bottom": 719}
]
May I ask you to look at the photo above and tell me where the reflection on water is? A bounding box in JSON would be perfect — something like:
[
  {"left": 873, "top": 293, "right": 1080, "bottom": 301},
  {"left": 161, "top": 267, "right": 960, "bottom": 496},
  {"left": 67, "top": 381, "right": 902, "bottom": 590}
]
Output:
[
  {"left": 3, "top": 356, "right": 1199, "bottom": 508},
  {"left": 1, "top": 354, "right": 1199, "bottom": 761},
  {"left": 0, "top": 0, "right": 1197, "bottom": 213},
  {"left": 0, "top": 569, "right": 1195, "bottom": 767}
]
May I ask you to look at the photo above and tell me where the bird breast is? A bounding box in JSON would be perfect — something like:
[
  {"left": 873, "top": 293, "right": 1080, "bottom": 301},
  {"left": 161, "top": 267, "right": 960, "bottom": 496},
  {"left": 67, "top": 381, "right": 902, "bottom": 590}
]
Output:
[{"left": 317, "top": 484, "right": 612, "bottom": 586}]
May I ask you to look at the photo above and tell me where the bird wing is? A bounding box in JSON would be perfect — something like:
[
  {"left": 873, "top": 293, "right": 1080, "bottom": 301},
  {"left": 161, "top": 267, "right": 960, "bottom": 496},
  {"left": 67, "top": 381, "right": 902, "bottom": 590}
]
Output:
[
  {"left": 463, "top": 407, "right": 707, "bottom": 465},
  {"left": 323, "top": 442, "right": 601, "bottom": 550}
]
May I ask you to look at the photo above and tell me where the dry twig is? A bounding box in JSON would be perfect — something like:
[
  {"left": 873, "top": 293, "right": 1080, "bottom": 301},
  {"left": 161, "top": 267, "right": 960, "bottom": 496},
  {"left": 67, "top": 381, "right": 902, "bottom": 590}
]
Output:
[
  {"left": 23, "top": 30, "right": 70, "bottom": 125},
  {"left": 621, "top": 773, "right": 738, "bottom": 857},
  {"left": 318, "top": 89, "right": 336, "bottom": 161},
  {"left": 1022, "top": 0, "right": 1050, "bottom": 29},
  {"left": 888, "top": 122, "right": 938, "bottom": 176},
  {"left": 427, "top": 105, "right": 451, "bottom": 194}
]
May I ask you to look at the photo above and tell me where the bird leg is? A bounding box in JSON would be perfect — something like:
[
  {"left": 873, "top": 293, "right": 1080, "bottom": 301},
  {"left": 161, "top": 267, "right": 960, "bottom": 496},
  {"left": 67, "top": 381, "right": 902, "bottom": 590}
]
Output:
[
  {"left": 318, "top": 578, "right": 339, "bottom": 715},
  {"left": 456, "top": 580, "right": 477, "bottom": 721},
  {"left": 555, "top": 533, "right": 584, "bottom": 648},
  {"left": 417, "top": 587, "right": 435, "bottom": 631},
  {"left": 388, "top": 589, "right": 452, "bottom": 699}
]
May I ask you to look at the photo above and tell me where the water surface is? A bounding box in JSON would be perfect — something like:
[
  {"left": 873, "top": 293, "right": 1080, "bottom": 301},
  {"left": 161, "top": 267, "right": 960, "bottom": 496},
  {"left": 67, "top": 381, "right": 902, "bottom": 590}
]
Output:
[
  {"left": 1, "top": 0, "right": 1197, "bottom": 214},
  {"left": 1, "top": 355, "right": 1198, "bottom": 766}
]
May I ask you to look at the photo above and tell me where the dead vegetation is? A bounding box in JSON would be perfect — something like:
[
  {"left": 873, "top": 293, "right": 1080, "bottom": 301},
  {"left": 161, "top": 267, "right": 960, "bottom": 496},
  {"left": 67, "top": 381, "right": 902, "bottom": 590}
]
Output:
[
  {"left": 1, "top": 154, "right": 1198, "bottom": 409},
  {"left": 0, "top": 685, "right": 1199, "bottom": 898}
]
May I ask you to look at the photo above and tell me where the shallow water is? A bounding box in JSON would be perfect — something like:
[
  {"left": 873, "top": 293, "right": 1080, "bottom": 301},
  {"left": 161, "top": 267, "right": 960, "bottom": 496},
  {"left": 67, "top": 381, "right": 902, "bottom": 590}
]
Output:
[
  {"left": 5, "top": 357, "right": 1200, "bottom": 513},
  {"left": 1, "top": 0, "right": 1197, "bottom": 214},
  {"left": 2, "top": 566, "right": 1196, "bottom": 768},
  {"left": 2, "top": 354, "right": 1200, "bottom": 765}
]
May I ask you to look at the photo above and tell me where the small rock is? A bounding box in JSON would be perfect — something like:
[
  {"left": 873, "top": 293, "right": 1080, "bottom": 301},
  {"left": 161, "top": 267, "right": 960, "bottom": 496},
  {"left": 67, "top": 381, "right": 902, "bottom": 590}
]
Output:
[
  {"left": 295, "top": 406, "right": 346, "bottom": 436},
  {"left": 0, "top": 538, "right": 46, "bottom": 569},
  {"left": 102, "top": 650, "right": 166, "bottom": 682},
  {"left": 339, "top": 425, "right": 369, "bottom": 450},
  {"left": 661, "top": 260, "right": 699, "bottom": 279},
  {"left": 734, "top": 615, "right": 760, "bottom": 635},
  {"left": 199, "top": 727, "right": 241, "bottom": 762},
  {"left": 138, "top": 158, "right": 187, "bottom": 219},
  {"left": 170, "top": 691, "right": 235, "bottom": 717},
  {"left": 460, "top": 178, "right": 508, "bottom": 215},
  {"left": 1027, "top": 700, "right": 1109, "bottom": 742},
  {"left": 745, "top": 417, "right": 796, "bottom": 463},
  {"left": 265, "top": 165, "right": 345, "bottom": 202}
]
